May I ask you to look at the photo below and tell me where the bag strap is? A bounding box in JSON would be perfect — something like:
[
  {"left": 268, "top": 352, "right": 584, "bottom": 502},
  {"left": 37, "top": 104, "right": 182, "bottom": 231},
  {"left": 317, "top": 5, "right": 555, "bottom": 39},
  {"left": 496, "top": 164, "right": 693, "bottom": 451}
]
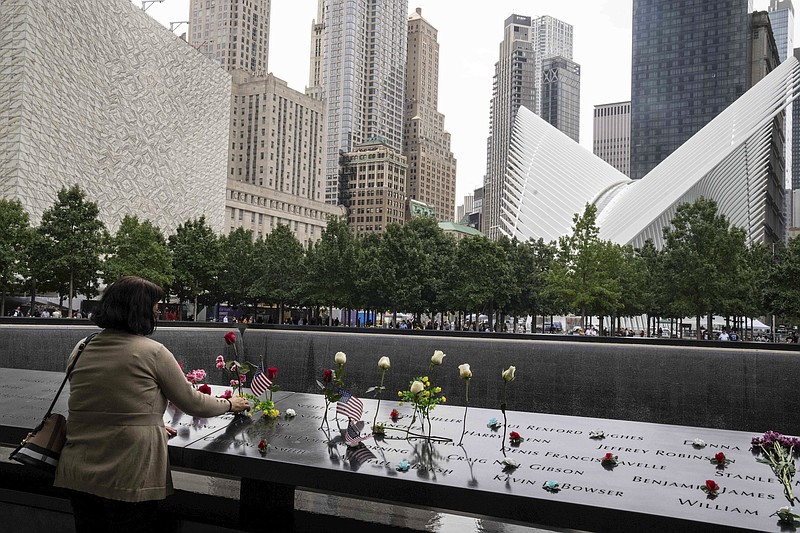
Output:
[{"left": 43, "top": 332, "right": 99, "bottom": 419}]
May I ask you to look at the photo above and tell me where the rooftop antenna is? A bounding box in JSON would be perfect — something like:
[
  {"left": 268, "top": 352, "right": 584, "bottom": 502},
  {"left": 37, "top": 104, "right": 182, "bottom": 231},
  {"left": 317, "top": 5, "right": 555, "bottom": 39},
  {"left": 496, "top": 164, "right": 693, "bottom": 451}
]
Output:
[{"left": 141, "top": 0, "right": 165, "bottom": 12}]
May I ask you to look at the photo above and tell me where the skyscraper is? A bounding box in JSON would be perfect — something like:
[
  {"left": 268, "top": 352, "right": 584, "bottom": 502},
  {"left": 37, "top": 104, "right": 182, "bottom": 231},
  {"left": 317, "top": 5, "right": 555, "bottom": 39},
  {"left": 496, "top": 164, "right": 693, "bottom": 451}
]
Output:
[
  {"left": 593, "top": 101, "right": 631, "bottom": 177},
  {"left": 308, "top": 0, "right": 409, "bottom": 207},
  {"left": 630, "top": 0, "right": 751, "bottom": 180},
  {"left": 483, "top": 14, "right": 577, "bottom": 238},
  {"left": 189, "top": 0, "right": 271, "bottom": 76},
  {"left": 768, "top": 0, "right": 794, "bottom": 193},
  {"left": 189, "top": 0, "right": 341, "bottom": 242},
  {"left": 540, "top": 56, "right": 581, "bottom": 142},
  {"left": 403, "top": 8, "right": 457, "bottom": 222}
]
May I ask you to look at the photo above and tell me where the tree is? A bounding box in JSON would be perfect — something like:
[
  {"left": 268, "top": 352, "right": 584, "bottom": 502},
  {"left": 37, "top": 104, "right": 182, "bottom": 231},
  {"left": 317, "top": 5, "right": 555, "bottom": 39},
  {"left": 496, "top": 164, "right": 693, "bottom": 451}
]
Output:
[
  {"left": 0, "top": 199, "right": 32, "bottom": 316},
  {"left": 304, "top": 216, "right": 356, "bottom": 325},
  {"left": 353, "top": 233, "right": 388, "bottom": 324},
  {"left": 218, "top": 227, "right": 259, "bottom": 316},
  {"left": 661, "top": 197, "right": 746, "bottom": 339},
  {"left": 37, "top": 185, "right": 106, "bottom": 316},
  {"left": 379, "top": 217, "right": 455, "bottom": 324},
  {"left": 637, "top": 239, "right": 667, "bottom": 336},
  {"left": 168, "top": 217, "right": 221, "bottom": 321},
  {"left": 771, "top": 236, "right": 800, "bottom": 323},
  {"left": 104, "top": 215, "right": 173, "bottom": 288},
  {"left": 449, "top": 236, "right": 513, "bottom": 330},
  {"left": 547, "top": 204, "right": 621, "bottom": 327},
  {"left": 252, "top": 224, "right": 305, "bottom": 322}
]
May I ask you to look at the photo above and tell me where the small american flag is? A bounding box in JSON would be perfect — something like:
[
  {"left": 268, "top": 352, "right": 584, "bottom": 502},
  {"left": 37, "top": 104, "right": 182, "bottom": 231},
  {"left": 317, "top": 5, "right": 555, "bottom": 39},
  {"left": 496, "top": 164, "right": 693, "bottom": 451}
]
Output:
[
  {"left": 336, "top": 390, "right": 363, "bottom": 421},
  {"left": 250, "top": 365, "right": 272, "bottom": 397},
  {"left": 344, "top": 419, "right": 371, "bottom": 447}
]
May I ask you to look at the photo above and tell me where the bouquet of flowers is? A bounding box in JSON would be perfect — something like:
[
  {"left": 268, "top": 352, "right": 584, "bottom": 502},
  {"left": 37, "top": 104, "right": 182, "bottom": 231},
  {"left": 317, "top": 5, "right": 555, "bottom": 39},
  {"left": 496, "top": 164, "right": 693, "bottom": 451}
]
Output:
[
  {"left": 217, "top": 331, "right": 254, "bottom": 398},
  {"left": 398, "top": 350, "right": 448, "bottom": 441},
  {"left": 185, "top": 368, "right": 207, "bottom": 387},
  {"left": 752, "top": 430, "right": 800, "bottom": 504},
  {"left": 243, "top": 393, "right": 280, "bottom": 420}
]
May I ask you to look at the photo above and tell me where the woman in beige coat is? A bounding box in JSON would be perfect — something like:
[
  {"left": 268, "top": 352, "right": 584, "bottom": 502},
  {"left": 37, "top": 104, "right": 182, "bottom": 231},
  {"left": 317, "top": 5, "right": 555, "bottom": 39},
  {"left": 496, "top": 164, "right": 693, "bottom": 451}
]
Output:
[{"left": 54, "top": 276, "right": 250, "bottom": 532}]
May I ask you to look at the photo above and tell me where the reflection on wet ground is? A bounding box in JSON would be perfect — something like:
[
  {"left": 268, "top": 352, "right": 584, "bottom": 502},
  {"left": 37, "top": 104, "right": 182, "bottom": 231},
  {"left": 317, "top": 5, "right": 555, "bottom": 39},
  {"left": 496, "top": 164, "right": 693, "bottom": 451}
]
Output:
[{"left": 172, "top": 471, "right": 585, "bottom": 533}]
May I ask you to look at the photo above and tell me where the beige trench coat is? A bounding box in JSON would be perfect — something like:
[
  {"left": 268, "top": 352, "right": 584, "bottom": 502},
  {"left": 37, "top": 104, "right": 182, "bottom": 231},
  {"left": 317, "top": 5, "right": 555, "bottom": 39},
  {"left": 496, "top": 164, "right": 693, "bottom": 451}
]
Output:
[{"left": 54, "top": 329, "right": 230, "bottom": 502}]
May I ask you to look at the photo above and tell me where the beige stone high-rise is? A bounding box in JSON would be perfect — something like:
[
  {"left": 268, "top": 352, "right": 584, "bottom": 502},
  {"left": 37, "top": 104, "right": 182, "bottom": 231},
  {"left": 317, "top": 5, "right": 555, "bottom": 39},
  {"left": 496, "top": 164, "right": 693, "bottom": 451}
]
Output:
[
  {"left": 593, "top": 101, "right": 631, "bottom": 177},
  {"left": 226, "top": 71, "right": 343, "bottom": 242},
  {"left": 189, "top": 0, "right": 271, "bottom": 76},
  {"left": 403, "top": 8, "right": 457, "bottom": 222},
  {"left": 189, "top": 0, "right": 342, "bottom": 242}
]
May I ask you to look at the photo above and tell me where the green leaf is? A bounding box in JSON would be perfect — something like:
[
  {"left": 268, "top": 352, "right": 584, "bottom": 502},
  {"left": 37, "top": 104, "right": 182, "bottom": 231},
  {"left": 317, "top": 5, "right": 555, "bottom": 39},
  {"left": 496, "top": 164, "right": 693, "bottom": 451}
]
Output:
[{"left": 270, "top": 385, "right": 281, "bottom": 393}]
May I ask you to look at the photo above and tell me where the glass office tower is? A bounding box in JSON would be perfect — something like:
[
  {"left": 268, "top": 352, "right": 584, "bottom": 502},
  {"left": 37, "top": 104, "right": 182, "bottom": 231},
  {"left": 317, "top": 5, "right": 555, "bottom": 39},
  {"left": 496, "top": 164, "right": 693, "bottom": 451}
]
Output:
[{"left": 630, "top": 0, "right": 751, "bottom": 180}]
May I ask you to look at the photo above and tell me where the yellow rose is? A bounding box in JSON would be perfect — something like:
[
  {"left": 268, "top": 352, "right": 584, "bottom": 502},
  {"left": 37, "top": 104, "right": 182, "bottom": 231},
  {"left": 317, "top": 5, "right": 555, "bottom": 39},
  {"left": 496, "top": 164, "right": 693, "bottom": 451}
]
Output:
[
  {"left": 434, "top": 387, "right": 441, "bottom": 393},
  {"left": 441, "top": 397, "right": 446, "bottom": 403},
  {"left": 424, "top": 390, "right": 430, "bottom": 397},
  {"left": 398, "top": 391, "right": 403, "bottom": 397},
  {"left": 423, "top": 376, "right": 429, "bottom": 383}
]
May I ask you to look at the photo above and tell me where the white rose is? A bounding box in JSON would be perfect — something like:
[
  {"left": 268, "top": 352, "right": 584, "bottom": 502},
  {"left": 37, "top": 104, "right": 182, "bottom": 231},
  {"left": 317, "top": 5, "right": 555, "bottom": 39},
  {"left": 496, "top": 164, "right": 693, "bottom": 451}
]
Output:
[
  {"left": 431, "top": 350, "right": 446, "bottom": 366},
  {"left": 334, "top": 351, "right": 347, "bottom": 365},
  {"left": 458, "top": 363, "right": 472, "bottom": 379},
  {"left": 410, "top": 380, "right": 424, "bottom": 395},
  {"left": 378, "top": 356, "right": 391, "bottom": 370},
  {"left": 285, "top": 409, "right": 296, "bottom": 418},
  {"left": 692, "top": 438, "right": 705, "bottom": 448},
  {"left": 502, "top": 365, "right": 516, "bottom": 382}
]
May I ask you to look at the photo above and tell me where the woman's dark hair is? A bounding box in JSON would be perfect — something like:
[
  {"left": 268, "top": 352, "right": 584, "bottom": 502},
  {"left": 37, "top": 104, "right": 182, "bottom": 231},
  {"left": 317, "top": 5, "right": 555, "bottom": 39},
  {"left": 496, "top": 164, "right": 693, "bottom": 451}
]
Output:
[{"left": 93, "top": 276, "right": 164, "bottom": 335}]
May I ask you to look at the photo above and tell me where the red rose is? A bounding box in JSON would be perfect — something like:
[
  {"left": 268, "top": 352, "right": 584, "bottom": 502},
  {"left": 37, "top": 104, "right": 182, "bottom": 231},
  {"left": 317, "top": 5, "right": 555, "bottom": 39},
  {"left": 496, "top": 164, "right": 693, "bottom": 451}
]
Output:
[
  {"left": 268, "top": 367, "right": 278, "bottom": 380},
  {"left": 714, "top": 452, "right": 726, "bottom": 463},
  {"left": 510, "top": 431, "right": 521, "bottom": 440},
  {"left": 198, "top": 384, "right": 212, "bottom": 395},
  {"left": 323, "top": 369, "right": 333, "bottom": 383},
  {"left": 258, "top": 439, "right": 267, "bottom": 453},
  {"left": 224, "top": 332, "right": 236, "bottom": 345},
  {"left": 604, "top": 452, "right": 615, "bottom": 461},
  {"left": 390, "top": 409, "right": 399, "bottom": 419},
  {"left": 705, "top": 480, "right": 719, "bottom": 491}
]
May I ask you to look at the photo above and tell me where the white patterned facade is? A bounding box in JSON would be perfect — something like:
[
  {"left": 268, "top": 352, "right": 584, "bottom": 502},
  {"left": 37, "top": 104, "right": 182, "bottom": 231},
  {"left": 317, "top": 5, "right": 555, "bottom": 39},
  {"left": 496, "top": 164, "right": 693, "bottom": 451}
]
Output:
[
  {"left": 501, "top": 57, "right": 800, "bottom": 249},
  {"left": 0, "top": 0, "right": 231, "bottom": 233}
]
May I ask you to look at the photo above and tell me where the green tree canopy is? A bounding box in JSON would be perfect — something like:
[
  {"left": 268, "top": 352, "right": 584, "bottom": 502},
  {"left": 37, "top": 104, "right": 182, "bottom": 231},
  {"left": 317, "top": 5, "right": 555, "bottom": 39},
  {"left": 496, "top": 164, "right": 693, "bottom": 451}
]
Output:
[
  {"left": 661, "top": 197, "right": 746, "bottom": 338},
  {"left": 168, "top": 216, "right": 221, "bottom": 321},
  {"left": 37, "top": 185, "right": 106, "bottom": 316},
  {"left": 0, "top": 199, "right": 32, "bottom": 314},
  {"left": 104, "top": 214, "right": 173, "bottom": 288},
  {"left": 251, "top": 224, "right": 305, "bottom": 321}
]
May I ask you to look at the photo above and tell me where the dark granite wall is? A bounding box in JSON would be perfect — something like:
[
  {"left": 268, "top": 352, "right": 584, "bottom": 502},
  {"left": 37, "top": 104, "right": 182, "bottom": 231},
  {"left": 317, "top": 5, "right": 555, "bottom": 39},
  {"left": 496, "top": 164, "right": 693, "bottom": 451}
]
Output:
[{"left": 1, "top": 324, "right": 797, "bottom": 435}]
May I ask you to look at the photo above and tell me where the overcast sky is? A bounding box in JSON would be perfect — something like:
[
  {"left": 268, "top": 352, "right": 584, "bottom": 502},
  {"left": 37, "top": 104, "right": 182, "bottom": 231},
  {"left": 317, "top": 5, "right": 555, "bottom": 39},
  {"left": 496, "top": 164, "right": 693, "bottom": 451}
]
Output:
[{"left": 136, "top": 0, "right": 781, "bottom": 204}]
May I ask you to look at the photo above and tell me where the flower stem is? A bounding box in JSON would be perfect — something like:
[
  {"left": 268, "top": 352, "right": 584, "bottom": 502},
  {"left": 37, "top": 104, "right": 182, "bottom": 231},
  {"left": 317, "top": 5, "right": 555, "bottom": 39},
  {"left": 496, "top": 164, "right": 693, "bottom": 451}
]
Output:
[
  {"left": 372, "top": 369, "right": 386, "bottom": 429},
  {"left": 458, "top": 380, "right": 469, "bottom": 446},
  {"left": 501, "top": 381, "right": 508, "bottom": 456}
]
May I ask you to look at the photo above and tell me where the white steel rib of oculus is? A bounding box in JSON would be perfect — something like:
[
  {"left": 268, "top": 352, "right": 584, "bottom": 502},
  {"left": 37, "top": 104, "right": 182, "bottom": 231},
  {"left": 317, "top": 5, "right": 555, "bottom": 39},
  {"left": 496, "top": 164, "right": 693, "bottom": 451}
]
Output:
[{"left": 500, "top": 56, "right": 800, "bottom": 248}]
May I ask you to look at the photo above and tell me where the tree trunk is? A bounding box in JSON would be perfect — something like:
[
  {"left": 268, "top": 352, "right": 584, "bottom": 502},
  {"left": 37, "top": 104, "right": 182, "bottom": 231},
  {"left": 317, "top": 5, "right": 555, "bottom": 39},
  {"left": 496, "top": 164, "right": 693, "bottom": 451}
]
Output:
[
  {"left": 68, "top": 270, "right": 74, "bottom": 318},
  {"left": 193, "top": 295, "right": 198, "bottom": 322},
  {"left": 1, "top": 289, "right": 5, "bottom": 317}
]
